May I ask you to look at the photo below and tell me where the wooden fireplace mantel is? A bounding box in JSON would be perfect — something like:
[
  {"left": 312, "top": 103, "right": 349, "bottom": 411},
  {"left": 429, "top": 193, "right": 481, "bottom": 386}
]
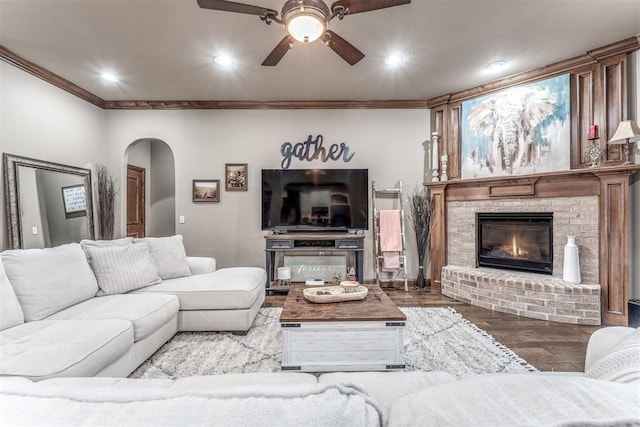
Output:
[{"left": 425, "top": 164, "right": 640, "bottom": 326}]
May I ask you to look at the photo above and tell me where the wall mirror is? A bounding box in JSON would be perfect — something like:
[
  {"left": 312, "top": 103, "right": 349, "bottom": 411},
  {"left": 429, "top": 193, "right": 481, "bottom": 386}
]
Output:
[{"left": 3, "top": 153, "right": 95, "bottom": 249}]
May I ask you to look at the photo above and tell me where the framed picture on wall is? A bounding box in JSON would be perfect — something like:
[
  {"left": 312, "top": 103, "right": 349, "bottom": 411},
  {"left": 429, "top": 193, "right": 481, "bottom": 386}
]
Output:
[
  {"left": 225, "top": 163, "right": 248, "bottom": 191},
  {"left": 192, "top": 179, "right": 220, "bottom": 202},
  {"left": 61, "top": 184, "right": 87, "bottom": 218},
  {"left": 460, "top": 73, "right": 571, "bottom": 179}
]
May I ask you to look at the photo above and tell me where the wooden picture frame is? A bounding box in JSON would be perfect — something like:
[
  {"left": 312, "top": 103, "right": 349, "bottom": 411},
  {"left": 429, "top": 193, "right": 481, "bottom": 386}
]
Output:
[
  {"left": 61, "top": 184, "right": 87, "bottom": 218},
  {"left": 192, "top": 179, "right": 220, "bottom": 202},
  {"left": 225, "top": 163, "right": 248, "bottom": 191}
]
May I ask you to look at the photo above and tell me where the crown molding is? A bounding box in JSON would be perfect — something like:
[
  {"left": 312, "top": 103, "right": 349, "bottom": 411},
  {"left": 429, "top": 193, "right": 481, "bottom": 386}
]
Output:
[
  {"left": 102, "top": 100, "right": 430, "bottom": 110},
  {"left": 0, "top": 45, "right": 105, "bottom": 108}
]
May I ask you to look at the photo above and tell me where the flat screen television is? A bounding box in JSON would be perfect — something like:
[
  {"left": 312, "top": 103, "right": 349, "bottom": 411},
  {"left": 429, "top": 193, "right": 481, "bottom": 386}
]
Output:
[{"left": 262, "top": 169, "right": 369, "bottom": 232}]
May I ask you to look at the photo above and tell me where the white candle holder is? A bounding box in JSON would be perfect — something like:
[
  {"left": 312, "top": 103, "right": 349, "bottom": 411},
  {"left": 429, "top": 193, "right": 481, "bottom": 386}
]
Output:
[
  {"left": 440, "top": 154, "right": 448, "bottom": 181},
  {"left": 277, "top": 267, "right": 291, "bottom": 287},
  {"left": 431, "top": 132, "right": 440, "bottom": 182}
]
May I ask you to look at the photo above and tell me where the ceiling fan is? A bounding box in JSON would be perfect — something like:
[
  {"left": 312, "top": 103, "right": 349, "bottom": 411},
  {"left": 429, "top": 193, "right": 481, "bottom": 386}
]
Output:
[{"left": 196, "top": 0, "right": 411, "bottom": 66}]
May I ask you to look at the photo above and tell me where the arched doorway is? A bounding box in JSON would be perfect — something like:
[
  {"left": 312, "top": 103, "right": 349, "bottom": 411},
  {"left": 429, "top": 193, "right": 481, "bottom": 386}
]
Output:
[{"left": 124, "top": 139, "right": 176, "bottom": 237}]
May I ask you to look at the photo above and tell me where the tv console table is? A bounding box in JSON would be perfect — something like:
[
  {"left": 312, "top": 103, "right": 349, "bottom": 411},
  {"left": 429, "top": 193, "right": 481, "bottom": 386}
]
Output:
[{"left": 264, "top": 233, "right": 364, "bottom": 293}]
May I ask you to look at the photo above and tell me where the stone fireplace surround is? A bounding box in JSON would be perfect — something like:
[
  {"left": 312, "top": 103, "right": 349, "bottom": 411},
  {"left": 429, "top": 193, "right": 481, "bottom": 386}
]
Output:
[
  {"left": 426, "top": 166, "right": 640, "bottom": 326},
  {"left": 441, "top": 197, "right": 601, "bottom": 325},
  {"left": 448, "top": 197, "right": 599, "bottom": 283}
]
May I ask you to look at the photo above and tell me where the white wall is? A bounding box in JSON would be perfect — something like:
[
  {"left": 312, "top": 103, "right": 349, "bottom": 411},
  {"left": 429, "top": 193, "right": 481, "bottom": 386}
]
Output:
[
  {"left": 0, "top": 62, "right": 105, "bottom": 249},
  {"left": 149, "top": 142, "right": 176, "bottom": 237},
  {"left": 105, "top": 109, "right": 430, "bottom": 280}
]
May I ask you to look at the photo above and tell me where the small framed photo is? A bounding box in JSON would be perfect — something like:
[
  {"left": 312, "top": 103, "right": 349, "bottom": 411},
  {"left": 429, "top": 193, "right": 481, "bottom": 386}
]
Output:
[
  {"left": 61, "top": 184, "right": 87, "bottom": 218},
  {"left": 192, "top": 179, "right": 220, "bottom": 202},
  {"left": 225, "top": 163, "right": 248, "bottom": 191}
]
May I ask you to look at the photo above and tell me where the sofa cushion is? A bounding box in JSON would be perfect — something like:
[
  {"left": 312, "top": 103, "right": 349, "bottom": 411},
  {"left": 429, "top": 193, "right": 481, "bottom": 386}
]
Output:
[
  {"left": 135, "top": 267, "right": 266, "bottom": 310},
  {"left": 0, "top": 380, "right": 381, "bottom": 427},
  {"left": 1, "top": 243, "right": 99, "bottom": 321},
  {"left": 319, "top": 371, "right": 456, "bottom": 425},
  {"left": 38, "top": 373, "right": 316, "bottom": 390},
  {"left": 133, "top": 235, "right": 191, "bottom": 280},
  {"left": 0, "top": 260, "right": 24, "bottom": 330},
  {"left": 39, "top": 376, "right": 175, "bottom": 389},
  {"left": 585, "top": 327, "right": 640, "bottom": 384},
  {"left": 387, "top": 374, "right": 640, "bottom": 427},
  {"left": 0, "top": 319, "right": 133, "bottom": 380},
  {"left": 47, "top": 294, "right": 179, "bottom": 342},
  {"left": 86, "top": 244, "right": 161, "bottom": 295},
  {"left": 172, "top": 373, "right": 319, "bottom": 390}
]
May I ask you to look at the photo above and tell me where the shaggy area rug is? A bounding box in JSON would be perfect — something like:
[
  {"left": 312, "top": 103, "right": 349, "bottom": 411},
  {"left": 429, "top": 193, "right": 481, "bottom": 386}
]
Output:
[{"left": 130, "top": 307, "right": 537, "bottom": 379}]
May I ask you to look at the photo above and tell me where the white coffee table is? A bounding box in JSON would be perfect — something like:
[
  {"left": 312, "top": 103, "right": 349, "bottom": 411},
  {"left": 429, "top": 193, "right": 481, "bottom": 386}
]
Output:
[{"left": 279, "top": 284, "right": 406, "bottom": 372}]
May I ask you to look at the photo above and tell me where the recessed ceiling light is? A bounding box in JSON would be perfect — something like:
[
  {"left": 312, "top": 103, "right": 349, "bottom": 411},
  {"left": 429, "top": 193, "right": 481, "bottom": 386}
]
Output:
[
  {"left": 486, "top": 60, "right": 507, "bottom": 71},
  {"left": 384, "top": 53, "right": 404, "bottom": 66},
  {"left": 100, "top": 72, "right": 119, "bottom": 82},
  {"left": 214, "top": 54, "right": 233, "bottom": 66}
]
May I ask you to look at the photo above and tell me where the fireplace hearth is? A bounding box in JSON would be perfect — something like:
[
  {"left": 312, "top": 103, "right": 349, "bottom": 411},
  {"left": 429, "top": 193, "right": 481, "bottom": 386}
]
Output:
[{"left": 476, "top": 212, "right": 553, "bottom": 274}]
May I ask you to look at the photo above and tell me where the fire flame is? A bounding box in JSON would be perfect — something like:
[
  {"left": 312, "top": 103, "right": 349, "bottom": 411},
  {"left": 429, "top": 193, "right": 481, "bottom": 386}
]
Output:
[{"left": 510, "top": 235, "right": 529, "bottom": 257}]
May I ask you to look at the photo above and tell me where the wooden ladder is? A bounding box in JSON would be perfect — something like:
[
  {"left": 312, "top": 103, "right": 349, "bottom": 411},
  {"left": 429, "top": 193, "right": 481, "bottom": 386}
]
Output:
[{"left": 372, "top": 180, "right": 408, "bottom": 292}]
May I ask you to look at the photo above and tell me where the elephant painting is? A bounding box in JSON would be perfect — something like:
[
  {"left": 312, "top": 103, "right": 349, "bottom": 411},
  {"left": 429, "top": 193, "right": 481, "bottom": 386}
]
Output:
[{"left": 461, "top": 74, "right": 570, "bottom": 178}]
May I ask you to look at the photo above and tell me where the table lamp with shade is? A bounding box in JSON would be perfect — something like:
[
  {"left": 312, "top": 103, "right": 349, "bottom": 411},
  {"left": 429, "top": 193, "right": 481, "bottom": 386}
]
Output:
[{"left": 607, "top": 120, "right": 640, "bottom": 165}]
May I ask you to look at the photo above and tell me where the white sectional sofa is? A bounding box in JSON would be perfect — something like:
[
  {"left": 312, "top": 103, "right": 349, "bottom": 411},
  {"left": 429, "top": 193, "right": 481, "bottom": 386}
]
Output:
[
  {"left": 0, "top": 236, "right": 637, "bottom": 425},
  {"left": 0, "top": 326, "right": 638, "bottom": 426},
  {"left": 0, "top": 237, "right": 266, "bottom": 380}
]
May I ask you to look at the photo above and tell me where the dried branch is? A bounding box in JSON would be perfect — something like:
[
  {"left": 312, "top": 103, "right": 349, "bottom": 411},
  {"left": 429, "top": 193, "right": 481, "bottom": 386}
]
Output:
[
  {"left": 407, "top": 185, "right": 432, "bottom": 262},
  {"left": 96, "top": 164, "right": 116, "bottom": 240}
]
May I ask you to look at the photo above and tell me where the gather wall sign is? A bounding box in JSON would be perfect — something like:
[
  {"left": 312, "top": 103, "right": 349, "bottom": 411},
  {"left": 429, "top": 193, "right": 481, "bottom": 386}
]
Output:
[{"left": 280, "top": 134, "right": 355, "bottom": 169}]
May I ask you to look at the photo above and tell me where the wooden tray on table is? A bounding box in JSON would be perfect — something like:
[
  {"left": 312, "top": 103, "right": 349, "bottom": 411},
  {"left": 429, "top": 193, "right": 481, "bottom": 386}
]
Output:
[{"left": 302, "top": 285, "right": 368, "bottom": 303}]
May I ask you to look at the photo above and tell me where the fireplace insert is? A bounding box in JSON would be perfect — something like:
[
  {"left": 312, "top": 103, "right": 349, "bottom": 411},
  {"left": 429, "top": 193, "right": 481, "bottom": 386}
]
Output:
[{"left": 476, "top": 212, "right": 553, "bottom": 274}]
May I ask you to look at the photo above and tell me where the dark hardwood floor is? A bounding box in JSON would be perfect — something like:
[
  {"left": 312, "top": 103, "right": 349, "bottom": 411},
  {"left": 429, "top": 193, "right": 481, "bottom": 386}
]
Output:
[{"left": 264, "top": 286, "right": 602, "bottom": 372}]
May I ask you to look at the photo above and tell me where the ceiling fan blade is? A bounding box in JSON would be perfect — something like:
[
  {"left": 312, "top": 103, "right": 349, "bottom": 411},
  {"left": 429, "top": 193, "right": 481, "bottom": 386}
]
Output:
[
  {"left": 330, "top": 0, "right": 410, "bottom": 15},
  {"left": 196, "top": 0, "right": 277, "bottom": 17},
  {"left": 262, "top": 36, "right": 293, "bottom": 66},
  {"left": 322, "top": 30, "right": 364, "bottom": 66}
]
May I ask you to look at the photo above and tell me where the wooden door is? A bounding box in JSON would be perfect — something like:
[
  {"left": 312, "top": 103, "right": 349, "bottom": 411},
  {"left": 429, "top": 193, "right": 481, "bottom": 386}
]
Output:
[{"left": 127, "top": 164, "right": 145, "bottom": 238}]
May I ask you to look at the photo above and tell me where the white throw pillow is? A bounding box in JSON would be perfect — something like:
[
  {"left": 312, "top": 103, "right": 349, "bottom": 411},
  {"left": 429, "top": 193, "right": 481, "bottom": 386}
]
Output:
[
  {"left": 86, "top": 244, "right": 162, "bottom": 295},
  {"left": 585, "top": 328, "right": 640, "bottom": 384},
  {"left": 80, "top": 237, "right": 133, "bottom": 261},
  {"left": 0, "top": 259, "right": 24, "bottom": 330},
  {"left": 1, "top": 243, "right": 99, "bottom": 321},
  {"left": 133, "top": 235, "right": 191, "bottom": 280}
]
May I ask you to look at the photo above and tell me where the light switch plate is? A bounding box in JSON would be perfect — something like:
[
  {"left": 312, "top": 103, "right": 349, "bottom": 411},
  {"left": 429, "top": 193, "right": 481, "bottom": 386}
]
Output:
[
  {"left": 32, "top": 226, "right": 38, "bottom": 235},
  {"left": 179, "top": 215, "right": 185, "bottom": 224}
]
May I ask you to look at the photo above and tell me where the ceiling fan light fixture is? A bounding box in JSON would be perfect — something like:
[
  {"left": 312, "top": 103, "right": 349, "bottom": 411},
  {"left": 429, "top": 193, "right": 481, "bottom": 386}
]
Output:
[
  {"left": 287, "top": 14, "right": 325, "bottom": 43},
  {"left": 282, "top": 0, "right": 330, "bottom": 44}
]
